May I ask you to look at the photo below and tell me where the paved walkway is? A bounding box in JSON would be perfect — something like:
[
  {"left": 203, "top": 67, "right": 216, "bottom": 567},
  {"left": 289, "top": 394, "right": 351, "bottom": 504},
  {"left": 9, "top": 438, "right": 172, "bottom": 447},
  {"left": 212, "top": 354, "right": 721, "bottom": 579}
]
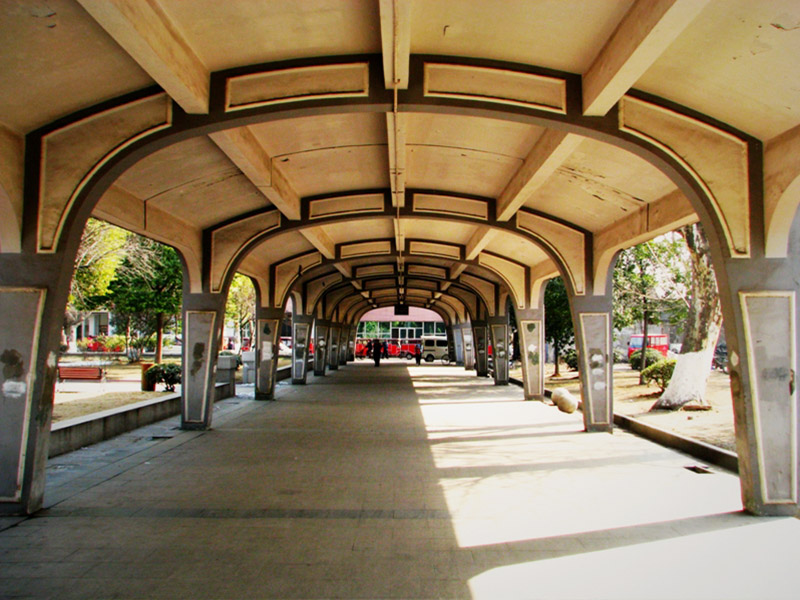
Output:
[{"left": 1, "top": 360, "right": 799, "bottom": 599}]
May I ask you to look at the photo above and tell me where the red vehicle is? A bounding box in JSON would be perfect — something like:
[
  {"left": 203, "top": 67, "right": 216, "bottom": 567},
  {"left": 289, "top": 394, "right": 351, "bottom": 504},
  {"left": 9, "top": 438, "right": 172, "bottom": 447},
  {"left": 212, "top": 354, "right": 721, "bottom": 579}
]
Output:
[{"left": 627, "top": 334, "right": 669, "bottom": 360}]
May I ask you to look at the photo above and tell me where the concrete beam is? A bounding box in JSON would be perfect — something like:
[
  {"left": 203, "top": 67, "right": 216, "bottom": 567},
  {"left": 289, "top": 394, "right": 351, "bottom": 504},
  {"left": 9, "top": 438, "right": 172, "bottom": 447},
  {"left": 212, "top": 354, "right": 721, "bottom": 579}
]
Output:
[
  {"left": 593, "top": 189, "right": 697, "bottom": 295},
  {"left": 0, "top": 124, "right": 23, "bottom": 253},
  {"left": 465, "top": 226, "right": 497, "bottom": 261},
  {"left": 379, "top": 0, "right": 411, "bottom": 89},
  {"left": 764, "top": 123, "right": 800, "bottom": 258},
  {"left": 300, "top": 226, "right": 336, "bottom": 260},
  {"left": 583, "top": 0, "right": 709, "bottom": 116},
  {"left": 496, "top": 131, "right": 583, "bottom": 221},
  {"left": 387, "top": 113, "right": 407, "bottom": 207},
  {"left": 209, "top": 128, "right": 301, "bottom": 220},
  {"left": 78, "top": 0, "right": 210, "bottom": 114}
]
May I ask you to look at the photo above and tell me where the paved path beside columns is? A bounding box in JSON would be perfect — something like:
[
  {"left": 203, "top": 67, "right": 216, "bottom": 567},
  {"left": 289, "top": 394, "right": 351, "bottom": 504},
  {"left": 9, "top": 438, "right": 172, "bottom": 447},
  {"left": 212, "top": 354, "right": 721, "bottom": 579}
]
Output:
[{"left": 1, "top": 360, "right": 799, "bottom": 599}]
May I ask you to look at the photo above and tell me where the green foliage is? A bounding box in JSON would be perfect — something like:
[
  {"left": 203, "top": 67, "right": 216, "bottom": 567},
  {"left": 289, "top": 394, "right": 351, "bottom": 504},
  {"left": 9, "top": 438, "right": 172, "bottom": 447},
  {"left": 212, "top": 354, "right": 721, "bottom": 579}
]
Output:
[
  {"left": 613, "top": 347, "right": 626, "bottom": 364},
  {"left": 629, "top": 348, "right": 664, "bottom": 370},
  {"left": 69, "top": 219, "right": 128, "bottom": 312},
  {"left": 613, "top": 235, "right": 689, "bottom": 333},
  {"left": 641, "top": 358, "right": 677, "bottom": 393},
  {"left": 225, "top": 274, "right": 255, "bottom": 345},
  {"left": 562, "top": 348, "right": 579, "bottom": 371},
  {"left": 145, "top": 363, "right": 182, "bottom": 392},
  {"left": 544, "top": 277, "right": 574, "bottom": 358}
]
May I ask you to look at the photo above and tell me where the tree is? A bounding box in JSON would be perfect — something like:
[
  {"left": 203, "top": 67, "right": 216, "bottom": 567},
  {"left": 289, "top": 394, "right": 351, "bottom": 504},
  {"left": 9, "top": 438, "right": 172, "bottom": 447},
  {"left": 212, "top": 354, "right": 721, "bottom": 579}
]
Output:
[
  {"left": 613, "top": 236, "right": 687, "bottom": 383},
  {"left": 103, "top": 237, "right": 183, "bottom": 363},
  {"left": 225, "top": 274, "right": 255, "bottom": 349},
  {"left": 64, "top": 219, "right": 128, "bottom": 345},
  {"left": 544, "top": 277, "right": 573, "bottom": 377},
  {"left": 651, "top": 223, "right": 722, "bottom": 409}
]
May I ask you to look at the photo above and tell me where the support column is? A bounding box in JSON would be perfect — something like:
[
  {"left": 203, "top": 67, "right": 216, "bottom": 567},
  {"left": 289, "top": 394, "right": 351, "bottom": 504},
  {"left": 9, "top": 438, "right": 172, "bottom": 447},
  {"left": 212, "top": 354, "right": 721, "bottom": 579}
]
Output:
[
  {"left": 347, "top": 325, "right": 356, "bottom": 361},
  {"left": 255, "top": 307, "right": 283, "bottom": 400},
  {"left": 181, "top": 293, "right": 226, "bottom": 430},
  {"left": 328, "top": 324, "right": 340, "bottom": 371},
  {"left": 292, "top": 314, "right": 312, "bottom": 384},
  {"left": 338, "top": 327, "right": 348, "bottom": 366},
  {"left": 473, "top": 321, "right": 489, "bottom": 377},
  {"left": 489, "top": 315, "right": 510, "bottom": 385},
  {"left": 446, "top": 327, "right": 456, "bottom": 365},
  {"left": 718, "top": 235, "right": 800, "bottom": 514},
  {"left": 462, "top": 324, "right": 475, "bottom": 371},
  {"left": 0, "top": 254, "right": 72, "bottom": 515},
  {"left": 313, "top": 319, "right": 329, "bottom": 376},
  {"left": 570, "top": 294, "right": 613, "bottom": 433},
  {"left": 453, "top": 325, "right": 464, "bottom": 366},
  {"left": 516, "top": 308, "right": 545, "bottom": 400}
]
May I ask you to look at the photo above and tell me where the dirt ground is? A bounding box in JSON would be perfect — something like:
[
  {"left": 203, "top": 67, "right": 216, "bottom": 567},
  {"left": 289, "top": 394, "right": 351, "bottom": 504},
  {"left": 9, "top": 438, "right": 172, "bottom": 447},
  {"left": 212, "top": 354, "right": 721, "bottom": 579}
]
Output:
[
  {"left": 543, "top": 365, "right": 736, "bottom": 452},
  {"left": 53, "top": 357, "right": 291, "bottom": 422},
  {"left": 55, "top": 357, "right": 736, "bottom": 453}
]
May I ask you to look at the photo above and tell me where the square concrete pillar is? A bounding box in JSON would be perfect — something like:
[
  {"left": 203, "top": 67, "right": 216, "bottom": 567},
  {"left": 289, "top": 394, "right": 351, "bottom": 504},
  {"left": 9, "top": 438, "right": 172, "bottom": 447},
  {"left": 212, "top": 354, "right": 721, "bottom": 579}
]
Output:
[
  {"left": 255, "top": 309, "right": 282, "bottom": 400},
  {"left": 182, "top": 297, "right": 225, "bottom": 430},
  {"left": 292, "top": 316, "right": 312, "bottom": 384},
  {"left": 328, "top": 325, "right": 340, "bottom": 371},
  {"left": 473, "top": 321, "right": 489, "bottom": 377},
  {"left": 571, "top": 295, "right": 613, "bottom": 433},
  {"left": 489, "top": 317, "right": 510, "bottom": 385},
  {"left": 462, "top": 326, "right": 475, "bottom": 371},
  {"left": 453, "top": 326, "right": 464, "bottom": 366},
  {"left": 313, "top": 320, "right": 329, "bottom": 376},
  {"left": 518, "top": 318, "right": 545, "bottom": 400}
]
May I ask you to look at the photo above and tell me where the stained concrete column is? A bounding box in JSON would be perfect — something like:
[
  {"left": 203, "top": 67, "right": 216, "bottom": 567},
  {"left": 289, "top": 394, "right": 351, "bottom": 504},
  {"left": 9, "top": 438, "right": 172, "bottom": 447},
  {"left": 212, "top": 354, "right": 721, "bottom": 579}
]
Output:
[
  {"left": 489, "top": 315, "right": 510, "bottom": 385},
  {"left": 516, "top": 308, "right": 545, "bottom": 400},
  {"left": 181, "top": 293, "right": 226, "bottom": 430},
  {"left": 338, "top": 327, "right": 348, "bottom": 366},
  {"left": 0, "top": 253, "right": 73, "bottom": 515},
  {"left": 346, "top": 326, "right": 356, "bottom": 361},
  {"left": 453, "top": 325, "right": 465, "bottom": 366},
  {"left": 462, "top": 324, "right": 475, "bottom": 371},
  {"left": 446, "top": 327, "right": 456, "bottom": 365},
  {"left": 292, "top": 315, "right": 312, "bottom": 384},
  {"left": 328, "top": 324, "right": 340, "bottom": 371},
  {"left": 255, "top": 307, "right": 283, "bottom": 400},
  {"left": 570, "top": 294, "right": 613, "bottom": 433},
  {"left": 473, "top": 321, "right": 489, "bottom": 377},
  {"left": 313, "top": 319, "right": 329, "bottom": 376},
  {"left": 716, "top": 215, "right": 800, "bottom": 515}
]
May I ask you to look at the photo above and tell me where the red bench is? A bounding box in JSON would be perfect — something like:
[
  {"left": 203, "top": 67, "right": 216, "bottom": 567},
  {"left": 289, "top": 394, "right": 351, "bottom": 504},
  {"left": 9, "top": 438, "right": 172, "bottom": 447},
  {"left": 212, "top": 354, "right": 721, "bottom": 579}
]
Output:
[{"left": 57, "top": 366, "right": 106, "bottom": 382}]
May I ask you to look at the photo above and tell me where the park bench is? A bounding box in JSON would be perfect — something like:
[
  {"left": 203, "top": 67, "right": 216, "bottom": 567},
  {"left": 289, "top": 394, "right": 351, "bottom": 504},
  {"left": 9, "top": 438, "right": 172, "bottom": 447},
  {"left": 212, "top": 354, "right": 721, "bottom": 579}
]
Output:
[{"left": 57, "top": 365, "right": 106, "bottom": 382}]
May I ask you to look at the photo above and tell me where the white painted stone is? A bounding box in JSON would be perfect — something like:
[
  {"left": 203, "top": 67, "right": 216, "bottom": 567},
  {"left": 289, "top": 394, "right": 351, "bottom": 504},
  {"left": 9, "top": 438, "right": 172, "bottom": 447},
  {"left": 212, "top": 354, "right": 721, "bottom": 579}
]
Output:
[{"left": 552, "top": 387, "right": 578, "bottom": 414}]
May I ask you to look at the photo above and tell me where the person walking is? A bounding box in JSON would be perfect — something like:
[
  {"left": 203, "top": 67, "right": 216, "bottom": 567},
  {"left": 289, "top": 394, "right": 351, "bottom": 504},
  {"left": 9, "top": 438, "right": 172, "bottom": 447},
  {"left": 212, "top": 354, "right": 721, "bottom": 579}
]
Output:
[
  {"left": 414, "top": 342, "right": 422, "bottom": 366},
  {"left": 373, "top": 339, "right": 381, "bottom": 367},
  {"left": 382, "top": 340, "right": 389, "bottom": 359}
]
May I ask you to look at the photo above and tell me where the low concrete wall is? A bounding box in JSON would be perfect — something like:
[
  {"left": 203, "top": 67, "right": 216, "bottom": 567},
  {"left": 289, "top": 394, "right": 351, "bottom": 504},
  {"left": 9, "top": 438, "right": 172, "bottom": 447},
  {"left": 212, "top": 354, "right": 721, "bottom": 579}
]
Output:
[{"left": 50, "top": 362, "right": 328, "bottom": 458}]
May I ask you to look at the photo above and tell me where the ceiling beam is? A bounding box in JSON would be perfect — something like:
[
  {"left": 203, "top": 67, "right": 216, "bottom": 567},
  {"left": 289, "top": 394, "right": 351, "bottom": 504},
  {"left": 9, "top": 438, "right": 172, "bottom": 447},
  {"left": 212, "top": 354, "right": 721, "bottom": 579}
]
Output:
[
  {"left": 379, "top": 0, "right": 411, "bottom": 90},
  {"left": 209, "top": 127, "right": 301, "bottom": 220},
  {"left": 582, "top": 0, "right": 709, "bottom": 117},
  {"left": 496, "top": 131, "right": 583, "bottom": 221},
  {"left": 387, "top": 113, "right": 407, "bottom": 208},
  {"left": 465, "top": 226, "right": 497, "bottom": 261},
  {"left": 78, "top": 0, "right": 209, "bottom": 114},
  {"left": 300, "top": 227, "right": 336, "bottom": 260}
]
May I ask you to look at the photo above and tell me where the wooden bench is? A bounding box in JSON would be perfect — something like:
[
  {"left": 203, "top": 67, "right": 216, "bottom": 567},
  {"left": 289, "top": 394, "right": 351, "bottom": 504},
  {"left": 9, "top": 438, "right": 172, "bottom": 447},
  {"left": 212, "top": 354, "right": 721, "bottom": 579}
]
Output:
[{"left": 57, "top": 366, "right": 106, "bottom": 382}]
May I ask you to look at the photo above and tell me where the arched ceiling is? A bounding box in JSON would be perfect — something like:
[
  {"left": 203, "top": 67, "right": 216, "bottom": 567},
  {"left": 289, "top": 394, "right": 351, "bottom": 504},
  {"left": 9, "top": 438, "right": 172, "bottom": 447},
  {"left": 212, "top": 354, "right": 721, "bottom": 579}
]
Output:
[{"left": 2, "top": 0, "right": 799, "bottom": 319}]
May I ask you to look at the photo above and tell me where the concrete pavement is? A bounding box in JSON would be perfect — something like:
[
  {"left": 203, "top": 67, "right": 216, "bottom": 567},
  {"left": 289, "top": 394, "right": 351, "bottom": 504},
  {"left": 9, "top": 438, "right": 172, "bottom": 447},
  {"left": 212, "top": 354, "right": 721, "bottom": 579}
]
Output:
[{"left": 1, "top": 360, "right": 799, "bottom": 599}]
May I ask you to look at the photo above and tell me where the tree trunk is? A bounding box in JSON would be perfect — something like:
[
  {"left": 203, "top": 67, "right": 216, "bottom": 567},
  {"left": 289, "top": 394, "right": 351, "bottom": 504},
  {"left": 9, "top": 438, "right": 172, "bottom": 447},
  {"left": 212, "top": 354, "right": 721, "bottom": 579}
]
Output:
[
  {"left": 553, "top": 344, "right": 561, "bottom": 377},
  {"left": 638, "top": 304, "right": 650, "bottom": 385},
  {"left": 155, "top": 312, "right": 164, "bottom": 364},
  {"left": 652, "top": 224, "right": 722, "bottom": 410}
]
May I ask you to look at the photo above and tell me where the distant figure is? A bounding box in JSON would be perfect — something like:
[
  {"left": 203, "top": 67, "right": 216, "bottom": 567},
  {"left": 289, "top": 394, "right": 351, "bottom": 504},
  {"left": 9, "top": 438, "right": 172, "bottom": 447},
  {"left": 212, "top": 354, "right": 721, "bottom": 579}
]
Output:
[
  {"left": 414, "top": 343, "right": 422, "bottom": 366},
  {"left": 382, "top": 340, "right": 389, "bottom": 359},
  {"left": 373, "top": 339, "right": 381, "bottom": 367}
]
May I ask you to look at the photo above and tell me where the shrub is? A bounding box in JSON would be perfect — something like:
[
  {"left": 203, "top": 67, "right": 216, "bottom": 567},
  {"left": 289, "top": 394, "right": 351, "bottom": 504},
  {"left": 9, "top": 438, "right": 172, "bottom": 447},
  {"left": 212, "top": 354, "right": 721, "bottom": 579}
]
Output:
[
  {"left": 104, "top": 334, "right": 126, "bottom": 352},
  {"left": 562, "top": 348, "right": 579, "bottom": 371},
  {"left": 641, "top": 358, "right": 676, "bottom": 392},
  {"left": 76, "top": 339, "right": 91, "bottom": 353},
  {"left": 145, "top": 363, "right": 182, "bottom": 392},
  {"left": 629, "top": 348, "right": 664, "bottom": 371}
]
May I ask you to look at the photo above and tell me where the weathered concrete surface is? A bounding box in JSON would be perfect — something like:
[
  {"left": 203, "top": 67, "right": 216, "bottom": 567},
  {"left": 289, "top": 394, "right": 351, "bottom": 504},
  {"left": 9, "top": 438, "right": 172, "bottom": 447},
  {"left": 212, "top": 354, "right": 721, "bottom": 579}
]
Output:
[{"left": 2, "top": 361, "right": 799, "bottom": 599}]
